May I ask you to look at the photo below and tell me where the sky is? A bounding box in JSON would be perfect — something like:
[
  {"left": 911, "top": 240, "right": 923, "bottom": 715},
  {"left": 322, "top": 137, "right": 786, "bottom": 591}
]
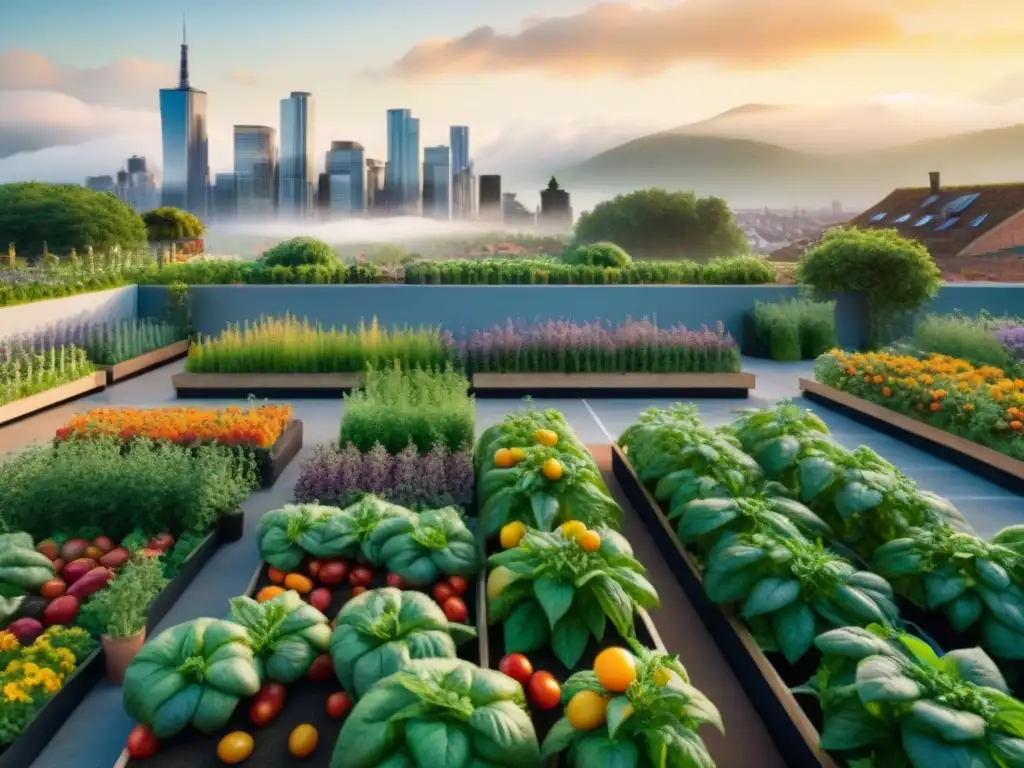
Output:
[{"left": 2, "top": 0, "right": 1024, "bottom": 204}]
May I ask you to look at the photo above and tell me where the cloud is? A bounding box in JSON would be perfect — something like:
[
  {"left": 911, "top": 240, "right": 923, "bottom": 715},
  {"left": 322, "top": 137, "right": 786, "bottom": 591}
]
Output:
[
  {"left": 227, "top": 67, "right": 263, "bottom": 87},
  {"left": 0, "top": 49, "right": 173, "bottom": 109}
]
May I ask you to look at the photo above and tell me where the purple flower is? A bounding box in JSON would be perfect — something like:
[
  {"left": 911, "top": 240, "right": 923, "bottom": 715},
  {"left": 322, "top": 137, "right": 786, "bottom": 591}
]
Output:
[{"left": 997, "top": 326, "right": 1024, "bottom": 360}]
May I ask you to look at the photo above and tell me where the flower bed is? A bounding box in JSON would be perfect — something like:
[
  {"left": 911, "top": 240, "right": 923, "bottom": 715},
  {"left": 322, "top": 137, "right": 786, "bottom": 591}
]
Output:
[{"left": 815, "top": 350, "right": 1024, "bottom": 461}]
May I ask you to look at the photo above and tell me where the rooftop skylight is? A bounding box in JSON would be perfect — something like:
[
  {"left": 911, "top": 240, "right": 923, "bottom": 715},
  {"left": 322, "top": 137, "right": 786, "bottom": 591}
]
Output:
[
  {"left": 935, "top": 217, "right": 959, "bottom": 231},
  {"left": 944, "top": 193, "right": 980, "bottom": 215},
  {"left": 870, "top": 212, "right": 886, "bottom": 222},
  {"left": 970, "top": 213, "right": 988, "bottom": 227},
  {"left": 922, "top": 195, "right": 938, "bottom": 207},
  {"left": 894, "top": 214, "right": 911, "bottom": 223},
  {"left": 915, "top": 215, "right": 934, "bottom": 227}
]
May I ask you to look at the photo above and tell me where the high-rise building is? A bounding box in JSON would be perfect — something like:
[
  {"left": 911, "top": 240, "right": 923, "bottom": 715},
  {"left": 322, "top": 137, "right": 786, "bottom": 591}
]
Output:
[
  {"left": 452, "top": 163, "right": 475, "bottom": 220},
  {"left": 539, "top": 176, "right": 572, "bottom": 232},
  {"left": 385, "top": 109, "right": 420, "bottom": 213},
  {"left": 234, "top": 125, "right": 277, "bottom": 216},
  {"left": 366, "top": 159, "right": 386, "bottom": 212},
  {"left": 325, "top": 141, "right": 366, "bottom": 216},
  {"left": 422, "top": 145, "right": 450, "bottom": 220},
  {"left": 279, "top": 92, "right": 315, "bottom": 216},
  {"left": 479, "top": 174, "right": 501, "bottom": 222},
  {"left": 316, "top": 173, "right": 331, "bottom": 218},
  {"left": 449, "top": 126, "right": 470, "bottom": 216},
  {"left": 85, "top": 176, "right": 115, "bottom": 193},
  {"left": 213, "top": 173, "right": 238, "bottom": 219},
  {"left": 159, "top": 17, "right": 209, "bottom": 215},
  {"left": 503, "top": 193, "right": 535, "bottom": 226}
]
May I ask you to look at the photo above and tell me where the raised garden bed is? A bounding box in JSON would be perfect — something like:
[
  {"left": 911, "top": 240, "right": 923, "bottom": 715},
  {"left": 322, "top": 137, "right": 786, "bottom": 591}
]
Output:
[
  {"left": 256, "top": 419, "right": 303, "bottom": 488},
  {"left": 799, "top": 378, "right": 1024, "bottom": 494},
  {"left": 172, "top": 372, "right": 364, "bottom": 398},
  {"left": 115, "top": 559, "right": 487, "bottom": 767},
  {"left": 0, "top": 371, "right": 106, "bottom": 427},
  {"left": 470, "top": 371, "right": 756, "bottom": 398},
  {"left": 610, "top": 443, "right": 837, "bottom": 768},
  {"left": 104, "top": 340, "right": 189, "bottom": 384}
]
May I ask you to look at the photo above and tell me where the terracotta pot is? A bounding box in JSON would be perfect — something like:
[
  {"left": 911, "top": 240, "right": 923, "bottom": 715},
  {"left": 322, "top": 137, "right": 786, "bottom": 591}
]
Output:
[{"left": 101, "top": 629, "right": 146, "bottom": 685}]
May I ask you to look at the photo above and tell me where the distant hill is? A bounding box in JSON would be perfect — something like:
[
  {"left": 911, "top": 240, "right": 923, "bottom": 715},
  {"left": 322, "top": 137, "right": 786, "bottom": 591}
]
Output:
[{"left": 557, "top": 124, "right": 1024, "bottom": 209}]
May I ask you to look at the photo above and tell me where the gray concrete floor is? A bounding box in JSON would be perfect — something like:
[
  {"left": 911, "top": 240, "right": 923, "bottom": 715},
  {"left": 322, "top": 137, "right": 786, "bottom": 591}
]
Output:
[{"left": 0, "top": 356, "right": 1018, "bottom": 767}]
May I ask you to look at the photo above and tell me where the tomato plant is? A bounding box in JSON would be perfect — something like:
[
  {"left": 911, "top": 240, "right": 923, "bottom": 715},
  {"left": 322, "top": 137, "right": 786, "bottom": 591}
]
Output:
[{"left": 527, "top": 670, "right": 561, "bottom": 709}]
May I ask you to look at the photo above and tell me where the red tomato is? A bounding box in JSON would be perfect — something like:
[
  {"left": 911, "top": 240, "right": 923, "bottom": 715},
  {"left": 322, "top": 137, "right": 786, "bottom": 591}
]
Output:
[
  {"left": 348, "top": 566, "right": 373, "bottom": 587},
  {"left": 447, "top": 576, "right": 468, "bottom": 596},
  {"left": 498, "top": 653, "right": 534, "bottom": 685},
  {"left": 527, "top": 671, "right": 562, "bottom": 710},
  {"left": 307, "top": 654, "right": 334, "bottom": 683},
  {"left": 308, "top": 560, "right": 323, "bottom": 578},
  {"left": 326, "top": 691, "right": 353, "bottom": 720},
  {"left": 126, "top": 724, "right": 158, "bottom": 759},
  {"left": 350, "top": 585, "right": 368, "bottom": 597},
  {"left": 442, "top": 596, "right": 468, "bottom": 623},
  {"left": 309, "top": 588, "right": 332, "bottom": 613},
  {"left": 386, "top": 573, "right": 406, "bottom": 589},
  {"left": 249, "top": 698, "right": 279, "bottom": 727},
  {"left": 318, "top": 560, "right": 349, "bottom": 586},
  {"left": 255, "top": 682, "right": 286, "bottom": 709},
  {"left": 433, "top": 583, "right": 454, "bottom": 603}
]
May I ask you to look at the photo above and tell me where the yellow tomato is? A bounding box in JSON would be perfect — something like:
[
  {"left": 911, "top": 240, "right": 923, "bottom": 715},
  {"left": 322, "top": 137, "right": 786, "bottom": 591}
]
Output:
[
  {"left": 508, "top": 447, "right": 527, "bottom": 463},
  {"left": 499, "top": 521, "right": 526, "bottom": 549},
  {"left": 256, "top": 585, "right": 285, "bottom": 603},
  {"left": 217, "top": 731, "right": 254, "bottom": 764},
  {"left": 577, "top": 530, "right": 601, "bottom": 553},
  {"left": 283, "top": 573, "right": 313, "bottom": 594},
  {"left": 594, "top": 647, "right": 638, "bottom": 692},
  {"left": 566, "top": 690, "right": 608, "bottom": 731},
  {"left": 494, "top": 448, "right": 515, "bottom": 468},
  {"left": 288, "top": 724, "right": 319, "bottom": 758},
  {"left": 534, "top": 428, "right": 558, "bottom": 446},
  {"left": 486, "top": 565, "right": 520, "bottom": 601},
  {"left": 541, "top": 458, "right": 563, "bottom": 481},
  {"left": 560, "top": 521, "right": 587, "bottom": 541},
  {"left": 653, "top": 667, "right": 672, "bottom": 687}
]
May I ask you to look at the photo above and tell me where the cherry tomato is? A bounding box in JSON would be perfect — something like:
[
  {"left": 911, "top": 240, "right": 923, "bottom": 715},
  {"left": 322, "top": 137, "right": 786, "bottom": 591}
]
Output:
[
  {"left": 442, "top": 596, "right": 468, "bottom": 623},
  {"left": 255, "top": 682, "right": 286, "bottom": 709},
  {"left": 126, "top": 724, "right": 158, "bottom": 759},
  {"left": 594, "top": 647, "right": 638, "bottom": 692},
  {"left": 217, "top": 731, "right": 254, "bottom": 764},
  {"left": 309, "top": 587, "right": 331, "bottom": 613},
  {"left": 307, "top": 653, "right": 334, "bottom": 683},
  {"left": 433, "top": 582, "right": 454, "bottom": 603},
  {"left": 386, "top": 572, "right": 406, "bottom": 588},
  {"left": 566, "top": 690, "right": 609, "bottom": 731},
  {"left": 447, "top": 576, "right": 468, "bottom": 595},
  {"left": 527, "top": 671, "right": 562, "bottom": 710},
  {"left": 267, "top": 567, "right": 286, "bottom": 584},
  {"left": 318, "top": 560, "right": 349, "bottom": 585},
  {"left": 351, "top": 585, "right": 368, "bottom": 597},
  {"left": 307, "top": 559, "right": 323, "bottom": 578},
  {"left": 349, "top": 566, "right": 373, "bottom": 587},
  {"left": 326, "top": 691, "right": 353, "bottom": 720},
  {"left": 249, "top": 698, "right": 279, "bottom": 728},
  {"left": 288, "top": 724, "right": 319, "bottom": 758},
  {"left": 498, "top": 653, "right": 533, "bottom": 686}
]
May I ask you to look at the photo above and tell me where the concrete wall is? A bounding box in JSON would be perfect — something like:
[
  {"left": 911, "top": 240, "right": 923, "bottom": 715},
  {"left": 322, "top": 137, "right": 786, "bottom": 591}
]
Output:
[{"left": 0, "top": 286, "right": 138, "bottom": 344}]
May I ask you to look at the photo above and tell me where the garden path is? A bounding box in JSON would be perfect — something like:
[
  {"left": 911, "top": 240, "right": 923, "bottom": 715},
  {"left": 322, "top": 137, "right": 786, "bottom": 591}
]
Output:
[{"left": 0, "top": 356, "right": 1017, "bottom": 767}]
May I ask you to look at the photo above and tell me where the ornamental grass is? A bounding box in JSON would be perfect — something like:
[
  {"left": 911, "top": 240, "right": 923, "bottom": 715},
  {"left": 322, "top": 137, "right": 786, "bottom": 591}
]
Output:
[
  {"left": 55, "top": 404, "right": 292, "bottom": 449},
  {"left": 81, "top": 318, "right": 185, "bottom": 366},
  {"left": 816, "top": 349, "right": 1024, "bottom": 459},
  {"left": 459, "top": 318, "right": 740, "bottom": 373},
  {"left": 0, "top": 343, "right": 94, "bottom": 407},
  {"left": 184, "top": 315, "right": 458, "bottom": 373}
]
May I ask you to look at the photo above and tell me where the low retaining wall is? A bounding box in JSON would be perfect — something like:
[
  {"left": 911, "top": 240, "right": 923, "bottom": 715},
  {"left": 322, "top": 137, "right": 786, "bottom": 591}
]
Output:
[{"left": 0, "top": 286, "right": 138, "bottom": 344}]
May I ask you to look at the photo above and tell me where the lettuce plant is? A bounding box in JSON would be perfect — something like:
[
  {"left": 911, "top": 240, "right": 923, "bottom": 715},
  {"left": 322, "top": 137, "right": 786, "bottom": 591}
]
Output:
[
  {"left": 872, "top": 527, "right": 1024, "bottom": 663},
  {"left": 229, "top": 590, "right": 331, "bottom": 683},
  {"left": 367, "top": 506, "right": 480, "bottom": 585},
  {"left": 797, "top": 624, "right": 1024, "bottom": 766},
  {"left": 650, "top": 437, "right": 765, "bottom": 505},
  {"left": 541, "top": 642, "right": 722, "bottom": 767},
  {"left": 726, "top": 400, "right": 833, "bottom": 465},
  {"left": 487, "top": 528, "right": 659, "bottom": 668}
]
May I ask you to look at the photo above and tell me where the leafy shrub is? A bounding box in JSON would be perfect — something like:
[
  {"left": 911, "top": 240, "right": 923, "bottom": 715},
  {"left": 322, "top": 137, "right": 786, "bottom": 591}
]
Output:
[
  {"left": 797, "top": 227, "right": 941, "bottom": 346},
  {"left": 559, "top": 241, "right": 632, "bottom": 268},
  {"left": 141, "top": 207, "right": 205, "bottom": 242},
  {"left": 0, "top": 437, "right": 256, "bottom": 540},
  {"left": 261, "top": 237, "right": 338, "bottom": 268},
  {"left": 340, "top": 365, "right": 474, "bottom": 454},
  {"left": 911, "top": 313, "right": 1018, "bottom": 371},
  {"left": 750, "top": 299, "right": 837, "bottom": 361}
]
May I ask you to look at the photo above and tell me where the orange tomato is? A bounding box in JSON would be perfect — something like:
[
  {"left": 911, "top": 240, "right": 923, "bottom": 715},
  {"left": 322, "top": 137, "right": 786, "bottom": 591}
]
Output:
[
  {"left": 493, "top": 448, "right": 515, "bottom": 468},
  {"left": 577, "top": 531, "right": 601, "bottom": 553},
  {"left": 267, "top": 568, "right": 286, "bottom": 584},
  {"left": 566, "top": 690, "right": 608, "bottom": 730},
  {"left": 594, "top": 647, "right": 638, "bottom": 692},
  {"left": 1011, "top": 420, "right": 1023, "bottom": 431},
  {"left": 217, "top": 731, "right": 254, "bottom": 764},
  {"left": 256, "top": 585, "right": 286, "bottom": 603},
  {"left": 288, "top": 724, "right": 319, "bottom": 758},
  {"left": 541, "top": 458, "right": 563, "bottom": 481},
  {"left": 508, "top": 447, "right": 527, "bottom": 463},
  {"left": 284, "top": 573, "right": 314, "bottom": 594},
  {"left": 534, "top": 429, "right": 558, "bottom": 446}
]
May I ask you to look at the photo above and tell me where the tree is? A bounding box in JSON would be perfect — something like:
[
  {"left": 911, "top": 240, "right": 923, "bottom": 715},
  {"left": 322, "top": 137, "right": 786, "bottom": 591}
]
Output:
[
  {"left": 547, "top": 177, "right": 561, "bottom": 191},
  {"left": 141, "top": 206, "right": 206, "bottom": 242},
  {"left": 261, "top": 237, "right": 339, "bottom": 267},
  {"left": 572, "top": 188, "right": 748, "bottom": 261},
  {"left": 559, "top": 242, "right": 632, "bottom": 268},
  {"left": 797, "top": 227, "right": 942, "bottom": 346},
  {"left": 0, "top": 182, "right": 147, "bottom": 261}
]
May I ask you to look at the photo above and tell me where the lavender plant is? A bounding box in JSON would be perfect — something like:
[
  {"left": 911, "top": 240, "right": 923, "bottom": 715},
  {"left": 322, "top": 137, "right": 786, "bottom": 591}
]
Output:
[
  {"left": 0, "top": 342, "right": 95, "bottom": 406},
  {"left": 458, "top": 318, "right": 740, "bottom": 373},
  {"left": 82, "top": 318, "right": 185, "bottom": 366},
  {"left": 293, "top": 442, "right": 474, "bottom": 511},
  {"left": 997, "top": 325, "right": 1024, "bottom": 361}
]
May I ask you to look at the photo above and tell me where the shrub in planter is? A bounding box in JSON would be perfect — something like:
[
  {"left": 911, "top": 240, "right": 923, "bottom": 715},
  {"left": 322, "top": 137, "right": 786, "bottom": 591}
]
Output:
[
  {"left": 749, "top": 299, "right": 837, "bottom": 360},
  {"left": 260, "top": 237, "right": 338, "bottom": 267},
  {"left": 559, "top": 241, "right": 632, "bottom": 268}
]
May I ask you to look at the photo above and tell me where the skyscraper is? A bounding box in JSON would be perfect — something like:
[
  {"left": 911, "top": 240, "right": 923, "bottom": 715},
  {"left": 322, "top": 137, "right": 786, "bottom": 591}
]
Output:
[
  {"left": 422, "top": 146, "right": 450, "bottom": 220},
  {"left": 539, "top": 176, "right": 573, "bottom": 232},
  {"left": 213, "top": 173, "right": 238, "bottom": 220},
  {"left": 325, "top": 141, "right": 366, "bottom": 215},
  {"left": 234, "top": 125, "right": 277, "bottom": 216},
  {"left": 452, "top": 162, "right": 475, "bottom": 221},
  {"left": 479, "top": 175, "right": 502, "bottom": 222},
  {"left": 449, "top": 126, "right": 471, "bottom": 219},
  {"left": 366, "top": 159, "right": 386, "bottom": 212},
  {"left": 159, "top": 17, "right": 209, "bottom": 215},
  {"left": 279, "top": 92, "right": 315, "bottom": 216},
  {"left": 386, "top": 109, "right": 420, "bottom": 213}
]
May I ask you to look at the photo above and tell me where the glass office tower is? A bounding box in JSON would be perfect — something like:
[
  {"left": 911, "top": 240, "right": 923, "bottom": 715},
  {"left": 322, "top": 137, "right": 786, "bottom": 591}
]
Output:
[
  {"left": 159, "top": 22, "right": 209, "bottom": 214},
  {"left": 279, "top": 92, "right": 316, "bottom": 216}
]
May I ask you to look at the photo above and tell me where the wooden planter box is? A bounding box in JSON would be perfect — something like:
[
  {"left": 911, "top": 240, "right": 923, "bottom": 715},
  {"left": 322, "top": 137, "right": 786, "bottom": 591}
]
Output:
[
  {"left": 104, "top": 340, "right": 190, "bottom": 384},
  {"left": 800, "top": 378, "right": 1024, "bottom": 494},
  {"left": 255, "top": 420, "right": 304, "bottom": 488},
  {"left": 470, "top": 371, "right": 755, "bottom": 398},
  {"left": 0, "top": 371, "right": 106, "bottom": 427},
  {"left": 172, "top": 372, "right": 364, "bottom": 399},
  {"left": 0, "top": 510, "right": 243, "bottom": 768},
  {"left": 611, "top": 444, "right": 837, "bottom": 768}
]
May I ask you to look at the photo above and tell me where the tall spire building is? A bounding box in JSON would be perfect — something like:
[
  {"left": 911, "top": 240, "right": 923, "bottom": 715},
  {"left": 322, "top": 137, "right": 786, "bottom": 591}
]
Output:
[{"left": 159, "top": 16, "right": 209, "bottom": 215}]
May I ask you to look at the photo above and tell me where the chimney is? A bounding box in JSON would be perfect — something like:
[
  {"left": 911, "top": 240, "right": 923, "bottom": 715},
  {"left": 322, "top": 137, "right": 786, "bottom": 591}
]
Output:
[{"left": 929, "top": 172, "right": 940, "bottom": 194}]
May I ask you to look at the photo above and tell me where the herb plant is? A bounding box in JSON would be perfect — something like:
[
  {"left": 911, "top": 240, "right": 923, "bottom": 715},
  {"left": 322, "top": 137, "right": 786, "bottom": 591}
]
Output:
[
  {"left": 77, "top": 555, "right": 166, "bottom": 638},
  {"left": 82, "top": 317, "right": 184, "bottom": 365},
  {"left": 0, "top": 342, "right": 94, "bottom": 407},
  {"left": 366, "top": 506, "right": 480, "bottom": 586},
  {"left": 618, "top": 404, "right": 720, "bottom": 484},
  {"left": 488, "top": 528, "right": 659, "bottom": 668},
  {"left": 229, "top": 590, "right": 331, "bottom": 683}
]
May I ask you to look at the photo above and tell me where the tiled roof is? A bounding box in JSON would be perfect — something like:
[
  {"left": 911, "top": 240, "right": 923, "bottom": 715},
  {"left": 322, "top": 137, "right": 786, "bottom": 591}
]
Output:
[{"left": 846, "top": 182, "right": 1024, "bottom": 259}]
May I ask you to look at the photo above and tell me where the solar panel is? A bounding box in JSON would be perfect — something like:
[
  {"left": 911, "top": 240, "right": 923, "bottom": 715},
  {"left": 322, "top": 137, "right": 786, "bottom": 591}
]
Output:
[
  {"left": 922, "top": 195, "right": 938, "bottom": 207},
  {"left": 944, "top": 193, "right": 980, "bottom": 214},
  {"left": 870, "top": 212, "right": 887, "bottom": 221},
  {"left": 935, "top": 217, "right": 959, "bottom": 231},
  {"left": 914, "top": 215, "right": 934, "bottom": 227},
  {"left": 970, "top": 213, "right": 988, "bottom": 227},
  {"left": 894, "top": 214, "right": 911, "bottom": 223}
]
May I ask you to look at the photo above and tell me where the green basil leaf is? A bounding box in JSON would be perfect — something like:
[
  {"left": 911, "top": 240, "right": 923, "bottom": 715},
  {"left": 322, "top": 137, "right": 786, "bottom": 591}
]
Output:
[
  {"left": 503, "top": 598, "right": 550, "bottom": 654},
  {"left": 946, "top": 592, "right": 983, "bottom": 632},
  {"left": 574, "top": 585, "right": 607, "bottom": 641},
  {"left": 590, "top": 574, "right": 635, "bottom": 639},
  {"left": 611, "top": 568, "right": 660, "bottom": 610},
  {"left": 907, "top": 700, "right": 987, "bottom": 742},
  {"left": 570, "top": 731, "right": 639, "bottom": 768},
  {"left": 771, "top": 602, "right": 816, "bottom": 664},
  {"left": 900, "top": 725, "right": 987, "bottom": 767},
  {"left": 941, "top": 648, "right": 1008, "bottom": 693},
  {"left": 406, "top": 719, "right": 471, "bottom": 768},
  {"left": 855, "top": 656, "right": 922, "bottom": 704},
  {"left": 539, "top": 717, "right": 580, "bottom": 761},
  {"left": 606, "top": 696, "right": 633, "bottom": 740},
  {"left": 741, "top": 577, "right": 800, "bottom": 619},
  {"left": 534, "top": 575, "right": 575, "bottom": 629},
  {"left": 529, "top": 492, "right": 559, "bottom": 531},
  {"left": 820, "top": 698, "right": 885, "bottom": 751},
  {"left": 991, "top": 733, "right": 1024, "bottom": 762},
  {"left": 551, "top": 611, "right": 591, "bottom": 669}
]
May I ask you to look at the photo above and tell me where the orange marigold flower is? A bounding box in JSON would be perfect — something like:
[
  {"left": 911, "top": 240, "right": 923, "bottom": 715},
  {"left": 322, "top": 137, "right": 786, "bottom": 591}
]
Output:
[
  {"left": 930, "top": 402, "right": 941, "bottom": 412},
  {"left": 882, "top": 387, "right": 892, "bottom": 397}
]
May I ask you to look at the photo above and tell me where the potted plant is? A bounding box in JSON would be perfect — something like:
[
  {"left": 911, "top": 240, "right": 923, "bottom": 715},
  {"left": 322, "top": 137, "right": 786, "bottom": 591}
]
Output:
[{"left": 80, "top": 554, "right": 166, "bottom": 684}]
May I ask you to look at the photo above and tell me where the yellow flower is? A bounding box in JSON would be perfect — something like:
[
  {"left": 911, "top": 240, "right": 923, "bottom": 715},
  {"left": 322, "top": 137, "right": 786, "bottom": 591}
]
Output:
[
  {"left": 0, "top": 632, "right": 19, "bottom": 651},
  {"left": 43, "top": 677, "right": 61, "bottom": 693},
  {"left": 5, "top": 660, "right": 21, "bottom": 673},
  {"left": 3, "top": 682, "right": 29, "bottom": 703},
  {"left": 22, "top": 662, "right": 39, "bottom": 675}
]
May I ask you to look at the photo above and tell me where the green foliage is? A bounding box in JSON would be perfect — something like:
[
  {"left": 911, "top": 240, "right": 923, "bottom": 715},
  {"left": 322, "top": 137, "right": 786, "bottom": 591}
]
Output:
[
  {"left": 261, "top": 236, "right": 339, "bottom": 268},
  {"left": 573, "top": 188, "right": 749, "bottom": 261},
  {"left": 0, "top": 343, "right": 95, "bottom": 406},
  {"left": 185, "top": 315, "right": 458, "bottom": 373},
  {"left": 797, "top": 227, "right": 942, "bottom": 346},
  {"left": 0, "top": 183, "right": 147, "bottom": 260},
  {"left": 366, "top": 507, "right": 479, "bottom": 586},
  {"left": 0, "top": 437, "right": 256, "bottom": 541},
  {"left": 140, "top": 207, "right": 205, "bottom": 242},
  {"left": 131, "top": 258, "right": 390, "bottom": 286},
  {"left": 83, "top": 318, "right": 185, "bottom": 365},
  {"left": 77, "top": 555, "right": 167, "bottom": 638},
  {"left": 229, "top": 590, "right": 330, "bottom": 683},
  {"left": 165, "top": 281, "right": 191, "bottom": 334},
  {"left": 559, "top": 241, "right": 632, "bottom": 268},
  {"left": 340, "top": 365, "right": 474, "bottom": 454},
  {"left": 908, "top": 312, "right": 1019, "bottom": 372},
  {"left": 750, "top": 299, "right": 837, "bottom": 361}
]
